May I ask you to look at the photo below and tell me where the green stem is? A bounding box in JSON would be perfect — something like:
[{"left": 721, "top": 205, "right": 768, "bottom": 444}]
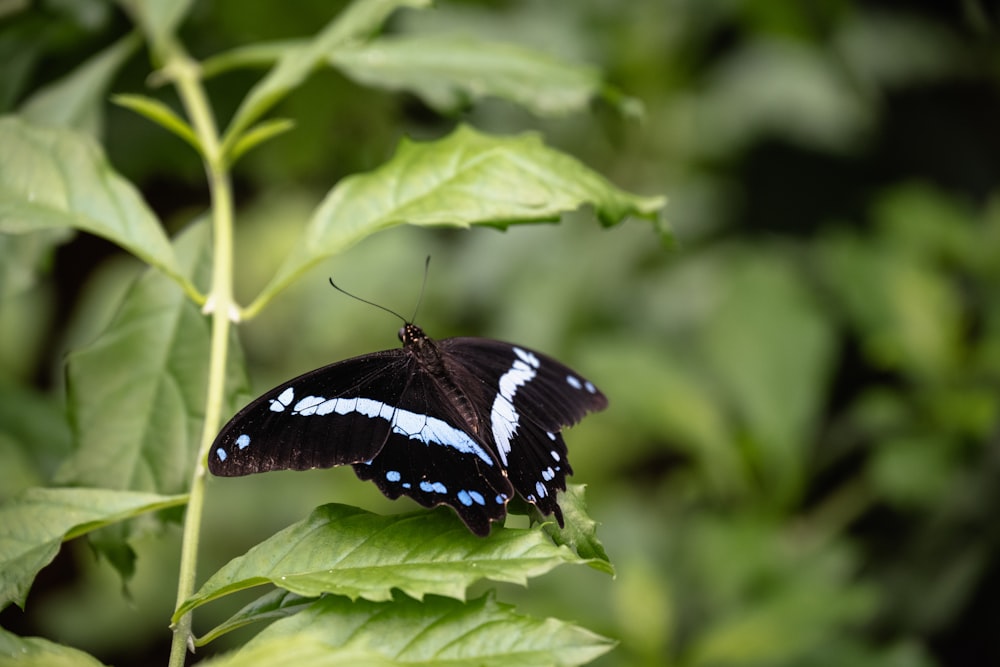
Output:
[{"left": 164, "top": 49, "right": 236, "bottom": 667}]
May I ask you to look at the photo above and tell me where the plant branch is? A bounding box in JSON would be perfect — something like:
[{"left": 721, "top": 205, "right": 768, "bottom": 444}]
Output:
[{"left": 163, "top": 46, "right": 236, "bottom": 667}]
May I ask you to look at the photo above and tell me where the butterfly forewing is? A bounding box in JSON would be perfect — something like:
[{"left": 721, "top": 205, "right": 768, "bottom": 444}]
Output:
[{"left": 210, "top": 351, "right": 412, "bottom": 476}]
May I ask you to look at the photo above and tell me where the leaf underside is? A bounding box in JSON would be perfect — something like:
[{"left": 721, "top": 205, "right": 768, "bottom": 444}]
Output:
[{"left": 0, "top": 487, "right": 187, "bottom": 609}]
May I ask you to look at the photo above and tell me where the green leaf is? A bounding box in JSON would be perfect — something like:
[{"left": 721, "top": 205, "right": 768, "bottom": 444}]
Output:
[
  {"left": 0, "top": 487, "right": 187, "bottom": 609},
  {"left": 111, "top": 93, "right": 201, "bottom": 154},
  {"left": 0, "top": 627, "right": 109, "bottom": 667},
  {"left": 222, "top": 0, "right": 430, "bottom": 156},
  {"left": 584, "top": 337, "right": 748, "bottom": 496},
  {"left": 248, "top": 124, "right": 666, "bottom": 315},
  {"left": 696, "top": 39, "right": 871, "bottom": 155},
  {"left": 542, "top": 485, "right": 614, "bottom": 574},
  {"left": 200, "top": 637, "right": 390, "bottom": 667},
  {"left": 20, "top": 33, "right": 141, "bottom": 135},
  {"left": 819, "top": 226, "right": 962, "bottom": 380},
  {"left": 0, "top": 382, "right": 72, "bottom": 500},
  {"left": 200, "top": 40, "right": 304, "bottom": 79},
  {"left": 57, "top": 220, "right": 249, "bottom": 494},
  {"left": 330, "top": 35, "right": 637, "bottom": 117},
  {"left": 228, "top": 117, "right": 296, "bottom": 165},
  {"left": 175, "top": 503, "right": 590, "bottom": 621},
  {"left": 244, "top": 593, "right": 615, "bottom": 667},
  {"left": 117, "top": 0, "right": 195, "bottom": 54},
  {"left": 868, "top": 434, "right": 958, "bottom": 509},
  {"left": 699, "top": 250, "right": 835, "bottom": 505},
  {"left": 0, "top": 226, "right": 72, "bottom": 297},
  {"left": 682, "top": 515, "right": 877, "bottom": 666},
  {"left": 196, "top": 589, "right": 314, "bottom": 646},
  {"left": 0, "top": 116, "right": 196, "bottom": 299}
]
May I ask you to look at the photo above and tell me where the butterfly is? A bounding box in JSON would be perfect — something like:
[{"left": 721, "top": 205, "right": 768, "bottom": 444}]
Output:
[{"left": 210, "top": 297, "right": 607, "bottom": 536}]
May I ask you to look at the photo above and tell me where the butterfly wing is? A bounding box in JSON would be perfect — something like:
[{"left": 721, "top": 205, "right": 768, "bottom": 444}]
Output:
[
  {"left": 210, "top": 350, "right": 412, "bottom": 476},
  {"left": 211, "top": 329, "right": 605, "bottom": 535},
  {"left": 439, "top": 338, "right": 608, "bottom": 523},
  {"left": 351, "top": 368, "right": 514, "bottom": 536},
  {"left": 211, "top": 341, "right": 514, "bottom": 535}
]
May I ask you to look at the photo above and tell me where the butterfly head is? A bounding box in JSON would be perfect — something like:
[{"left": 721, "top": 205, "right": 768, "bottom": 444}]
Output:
[{"left": 398, "top": 323, "right": 428, "bottom": 346}]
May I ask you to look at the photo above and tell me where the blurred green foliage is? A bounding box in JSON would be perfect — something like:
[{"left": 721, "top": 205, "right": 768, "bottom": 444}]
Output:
[{"left": 1, "top": 1, "right": 998, "bottom": 666}]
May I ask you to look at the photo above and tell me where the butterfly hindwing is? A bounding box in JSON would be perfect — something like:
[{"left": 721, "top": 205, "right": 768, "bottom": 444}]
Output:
[
  {"left": 439, "top": 338, "right": 607, "bottom": 523},
  {"left": 209, "top": 351, "right": 411, "bottom": 476}
]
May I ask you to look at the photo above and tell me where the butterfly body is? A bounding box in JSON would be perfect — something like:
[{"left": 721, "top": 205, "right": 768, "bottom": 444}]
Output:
[{"left": 210, "top": 323, "right": 607, "bottom": 536}]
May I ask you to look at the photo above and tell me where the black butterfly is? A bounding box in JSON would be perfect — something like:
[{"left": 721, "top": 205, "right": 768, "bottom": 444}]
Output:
[{"left": 210, "top": 317, "right": 607, "bottom": 536}]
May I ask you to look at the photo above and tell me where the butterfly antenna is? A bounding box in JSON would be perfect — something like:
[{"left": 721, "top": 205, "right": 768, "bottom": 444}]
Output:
[
  {"left": 410, "top": 255, "right": 431, "bottom": 323},
  {"left": 328, "top": 277, "right": 408, "bottom": 324}
]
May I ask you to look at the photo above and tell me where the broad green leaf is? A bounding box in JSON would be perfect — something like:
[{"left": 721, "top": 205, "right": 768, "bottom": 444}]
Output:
[
  {"left": 542, "top": 485, "right": 613, "bottom": 573},
  {"left": 819, "top": 228, "right": 962, "bottom": 380},
  {"left": 248, "top": 124, "right": 666, "bottom": 315},
  {"left": 697, "top": 39, "right": 871, "bottom": 155},
  {"left": 699, "top": 251, "right": 835, "bottom": 505},
  {"left": 58, "top": 221, "right": 249, "bottom": 494},
  {"left": 222, "top": 0, "right": 430, "bottom": 155},
  {"left": 245, "top": 593, "right": 615, "bottom": 667},
  {"left": 0, "top": 627, "right": 109, "bottom": 667},
  {"left": 111, "top": 93, "right": 201, "bottom": 154},
  {"left": 200, "top": 637, "right": 390, "bottom": 667},
  {"left": 175, "top": 503, "right": 589, "bottom": 620},
  {"left": 20, "top": 33, "right": 140, "bottom": 135},
  {"left": 681, "top": 516, "right": 876, "bottom": 667},
  {"left": 584, "top": 336, "right": 746, "bottom": 495},
  {"left": 0, "top": 383, "right": 72, "bottom": 500},
  {"left": 330, "top": 35, "right": 638, "bottom": 117},
  {"left": 0, "top": 116, "right": 196, "bottom": 299},
  {"left": 205, "top": 34, "right": 638, "bottom": 118},
  {"left": 0, "top": 487, "right": 187, "bottom": 609}
]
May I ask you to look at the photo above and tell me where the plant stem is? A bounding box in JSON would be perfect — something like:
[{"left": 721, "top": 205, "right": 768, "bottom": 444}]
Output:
[{"left": 165, "top": 49, "right": 236, "bottom": 667}]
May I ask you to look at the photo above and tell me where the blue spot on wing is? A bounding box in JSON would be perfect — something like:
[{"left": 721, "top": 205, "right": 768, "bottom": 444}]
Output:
[
  {"left": 419, "top": 480, "right": 447, "bottom": 494},
  {"left": 456, "top": 490, "right": 486, "bottom": 507}
]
